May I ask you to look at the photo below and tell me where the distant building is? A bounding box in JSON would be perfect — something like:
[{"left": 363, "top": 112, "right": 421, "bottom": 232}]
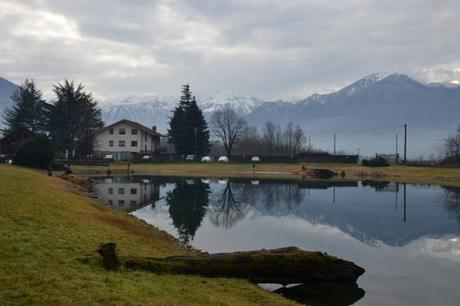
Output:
[
  {"left": 0, "top": 128, "right": 35, "bottom": 157},
  {"left": 93, "top": 119, "right": 163, "bottom": 161}
]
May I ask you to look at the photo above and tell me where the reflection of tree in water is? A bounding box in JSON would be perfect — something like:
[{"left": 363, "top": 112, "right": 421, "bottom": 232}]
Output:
[
  {"left": 209, "top": 182, "right": 249, "bottom": 229},
  {"left": 166, "top": 179, "right": 210, "bottom": 245},
  {"left": 209, "top": 181, "right": 305, "bottom": 229},
  {"left": 443, "top": 186, "right": 460, "bottom": 222}
]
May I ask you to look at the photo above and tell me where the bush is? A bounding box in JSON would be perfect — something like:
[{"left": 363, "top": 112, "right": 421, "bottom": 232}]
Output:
[
  {"left": 13, "top": 135, "right": 54, "bottom": 169},
  {"left": 361, "top": 157, "right": 390, "bottom": 167}
]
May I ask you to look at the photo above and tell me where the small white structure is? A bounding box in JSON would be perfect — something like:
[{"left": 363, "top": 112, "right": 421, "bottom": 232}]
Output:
[
  {"left": 93, "top": 119, "right": 163, "bottom": 161},
  {"left": 218, "top": 156, "right": 229, "bottom": 163},
  {"left": 201, "top": 156, "right": 212, "bottom": 163},
  {"left": 251, "top": 156, "right": 261, "bottom": 163}
]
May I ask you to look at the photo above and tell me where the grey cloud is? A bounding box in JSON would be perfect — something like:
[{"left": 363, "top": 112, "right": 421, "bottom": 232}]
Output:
[{"left": 0, "top": 0, "right": 459, "bottom": 100}]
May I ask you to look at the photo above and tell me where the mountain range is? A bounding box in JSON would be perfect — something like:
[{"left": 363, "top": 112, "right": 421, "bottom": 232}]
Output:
[{"left": 1, "top": 73, "right": 459, "bottom": 156}]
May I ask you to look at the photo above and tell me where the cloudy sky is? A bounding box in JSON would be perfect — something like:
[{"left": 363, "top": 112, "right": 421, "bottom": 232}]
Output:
[{"left": 1, "top": 0, "right": 459, "bottom": 101}]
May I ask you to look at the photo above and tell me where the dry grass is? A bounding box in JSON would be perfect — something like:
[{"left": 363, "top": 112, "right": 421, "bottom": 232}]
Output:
[{"left": 73, "top": 162, "right": 460, "bottom": 187}]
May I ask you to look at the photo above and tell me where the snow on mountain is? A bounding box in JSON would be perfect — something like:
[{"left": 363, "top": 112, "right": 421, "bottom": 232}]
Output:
[{"left": 0, "top": 77, "right": 18, "bottom": 129}]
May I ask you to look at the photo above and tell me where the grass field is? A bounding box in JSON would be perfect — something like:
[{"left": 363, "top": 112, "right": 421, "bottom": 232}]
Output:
[
  {"left": 0, "top": 165, "right": 298, "bottom": 306},
  {"left": 73, "top": 162, "right": 460, "bottom": 187}
]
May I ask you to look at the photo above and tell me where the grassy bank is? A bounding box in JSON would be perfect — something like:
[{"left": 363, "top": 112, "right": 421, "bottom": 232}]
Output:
[
  {"left": 0, "top": 165, "right": 297, "bottom": 306},
  {"left": 73, "top": 162, "right": 460, "bottom": 187}
]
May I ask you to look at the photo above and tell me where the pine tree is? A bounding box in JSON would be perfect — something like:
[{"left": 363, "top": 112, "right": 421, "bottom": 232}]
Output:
[
  {"left": 168, "top": 84, "right": 210, "bottom": 155},
  {"left": 3, "top": 79, "right": 47, "bottom": 133},
  {"left": 47, "top": 80, "right": 104, "bottom": 158}
]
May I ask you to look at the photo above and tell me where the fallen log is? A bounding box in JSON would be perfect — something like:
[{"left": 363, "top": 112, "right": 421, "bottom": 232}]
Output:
[{"left": 117, "top": 246, "right": 364, "bottom": 285}]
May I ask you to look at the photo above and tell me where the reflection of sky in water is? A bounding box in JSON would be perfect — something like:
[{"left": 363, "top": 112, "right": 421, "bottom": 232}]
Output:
[{"left": 92, "top": 177, "right": 460, "bottom": 306}]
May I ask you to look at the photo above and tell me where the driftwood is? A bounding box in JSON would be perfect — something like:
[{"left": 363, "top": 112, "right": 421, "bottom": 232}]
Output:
[{"left": 106, "top": 246, "right": 365, "bottom": 285}]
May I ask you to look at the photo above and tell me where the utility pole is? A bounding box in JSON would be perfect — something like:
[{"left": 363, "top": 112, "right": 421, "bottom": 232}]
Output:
[
  {"left": 333, "top": 134, "right": 336, "bottom": 156},
  {"left": 403, "top": 124, "right": 407, "bottom": 164},
  {"left": 396, "top": 134, "right": 399, "bottom": 163}
]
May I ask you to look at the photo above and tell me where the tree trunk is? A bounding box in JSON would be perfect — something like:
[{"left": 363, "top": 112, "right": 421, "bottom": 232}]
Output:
[{"left": 120, "top": 247, "right": 364, "bottom": 285}]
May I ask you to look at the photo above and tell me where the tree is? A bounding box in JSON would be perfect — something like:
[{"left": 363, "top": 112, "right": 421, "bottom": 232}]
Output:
[
  {"left": 211, "top": 108, "right": 248, "bottom": 158},
  {"left": 3, "top": 79, "right": 47, "bottom": 133},
  {"left": 262, "top": 121, "right": 278, "bottom": 156},
  {"left": 293, "top": 124, "right": 307, "bottom": 155},
  {"left": 13, "top": 135, "right": 54, "bottom": 169},
  {"left": 47, "top": 80, "right": 103, "bottom": 159},
  {"left": 168, "top": 84, "right": 209, "bottom": 155}
]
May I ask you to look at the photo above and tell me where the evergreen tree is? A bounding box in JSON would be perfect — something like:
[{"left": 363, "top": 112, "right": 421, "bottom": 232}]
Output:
[
  {"left": 3, "top": 79, "right": 47, "bottom": 133},
  {"left": 47, "top": 80, "right": 103, "bottom": 159},
  {"left": 168, "top": 84, "right": 210, "bottom": 155}
]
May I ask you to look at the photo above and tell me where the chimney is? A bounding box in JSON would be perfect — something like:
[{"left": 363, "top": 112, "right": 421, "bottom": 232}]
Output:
[{"left": 152, "top": 126, "right": 157, "bottom": 133}]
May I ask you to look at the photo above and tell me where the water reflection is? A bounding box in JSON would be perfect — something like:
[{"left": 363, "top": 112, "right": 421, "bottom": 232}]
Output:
[
  {"left": 165, "top": 178, "right": 210, "bottom": 245},
  {"left": 90, "top": 177, "right": 460, "bottom": 306},
  {"left": 90, "top": 176, "right": 159, "bottom": 212}
]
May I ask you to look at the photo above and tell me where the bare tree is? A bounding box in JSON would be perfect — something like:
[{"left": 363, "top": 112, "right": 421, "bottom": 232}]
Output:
[
  {"left": 262, "top": 121, "right": 277, "bottom": 156},
  {"left": 444, "top": 125, "right": 460, "bottom": 157},
  {"left": 211, "top": 109, "right": 248, "bottom": 158},
  {"left": 284, "top": 122, "right": 296, "bottom": 157},
  {"left": 293, "top": 124, "right": 307, "bottom": 155}
]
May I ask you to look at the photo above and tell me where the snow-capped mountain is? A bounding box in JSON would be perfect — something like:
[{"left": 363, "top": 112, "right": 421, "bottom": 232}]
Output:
[{"left": 100, "top": 73, "right": 460, "bottom": 156}]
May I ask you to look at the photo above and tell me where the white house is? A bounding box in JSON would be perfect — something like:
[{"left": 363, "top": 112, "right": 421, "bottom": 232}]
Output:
[{"left": 93, "top": 119, "right": 162, "bottom": 160}]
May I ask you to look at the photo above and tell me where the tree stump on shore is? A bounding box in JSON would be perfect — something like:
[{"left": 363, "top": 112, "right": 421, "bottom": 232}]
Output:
[{"left": 97, "top": 242, "right": 120, "bottom": 270}]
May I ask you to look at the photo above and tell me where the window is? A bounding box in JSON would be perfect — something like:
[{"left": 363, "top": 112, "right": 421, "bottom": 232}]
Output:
[
  {"left": 131, "top": 140, "right": 138, "bottom": 147},
  {"left": 130, "top": 188, "right": 137, "bottom": 195},
  {"left": 108, "top": 200, "right": 113, "bottom": 205},
  {"left": 130, "top": 200, "right": 137, "bottom": 205},
  {"left": 119, "top": 128, "right": 125, "bottom": 135},
  {"left": 118, "top": 188, "right": 125, "bottom": 195},
  {"left": 131, "top": 129, "right": 138, "bottom": 135},
  {"left": 109, "top": 140, "right": 114, "bottom": 147},
  {"left": 108, "top": 187, "right": 113, "bottom": 194},
  {"left": 119, "top": 140, "right": 125, "bottom": 147},
  {"left": 118, "top": 200, "right": 125, "bottom": 207},
  {"left": 109, "top": 128, "right": 114, "bottom": 135}
]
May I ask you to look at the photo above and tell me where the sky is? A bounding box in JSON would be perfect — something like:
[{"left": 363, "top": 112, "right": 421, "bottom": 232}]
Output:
[{"left": 1, "top": 0, "right": 460, "bottom": 101}]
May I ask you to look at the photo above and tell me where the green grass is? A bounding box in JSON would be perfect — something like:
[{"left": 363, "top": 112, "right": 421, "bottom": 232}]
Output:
[
  {"left": 73, "top": 162, "right": 460, "bottom": 187},
  {"left": 0, "top": 165, "right": 298, "bottom": 306}
]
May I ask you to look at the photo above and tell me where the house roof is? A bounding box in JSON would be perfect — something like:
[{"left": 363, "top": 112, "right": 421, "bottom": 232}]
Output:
[{"left": 95, "top": 119, "right": 164, "bottom": 137}]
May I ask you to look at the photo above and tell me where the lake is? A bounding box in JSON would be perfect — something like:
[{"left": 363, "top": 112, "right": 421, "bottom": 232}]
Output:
[{"left": 90, "top": 176, "right": 460, "bottom": 306}]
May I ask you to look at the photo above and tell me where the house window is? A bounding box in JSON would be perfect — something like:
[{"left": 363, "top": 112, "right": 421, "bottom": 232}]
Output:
[
  {"left": 118, "top": 188, "right": 125, "bottom": 195},
  {"left": 108, "top": 187, "right": 113, "bottom": 194},
  {"left": 108, "top": 200, "right": 113, "bottom": 205},
  {"left": 118, "top": 200, "right": 125, "bottom": 207},
  {"left": 119, "top": 128, "right": 126, "bottom": 135},
  {"left": 130, "top": 200, "right": 137, "bottom": 206},
  {"left": 119, "top": 140, "right": 125, "bottom": 147},
  {"left": 130, "top": 188, "right": 137, "bottom": 195},
  {"left": 131, "top": 140, "right": 138, "bottom": 147},
  {"left": 109, "top": 128, "right": 114, "bottom": 135},
  {"left": 109, "top": 140, "right": 114, "bottom": 147},
  {"left": 131, "top": 129, "right": 138, "bottom": 135}
]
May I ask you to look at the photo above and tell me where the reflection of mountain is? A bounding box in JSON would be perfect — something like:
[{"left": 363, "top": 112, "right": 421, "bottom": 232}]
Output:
[
  {"left": 166, "top": 178, "right": 210, "bottom": 245},
  {"left": 218, "top": 180, "right": 460, "bottom": 247},
  {"left": 91, "top": 176, "right": 160, "bottom": 212}
]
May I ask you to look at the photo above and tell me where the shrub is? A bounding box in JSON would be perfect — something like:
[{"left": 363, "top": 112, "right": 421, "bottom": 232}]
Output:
[
  {"left": 361, "top": 157, "right": 390, "bottom": 167},
  {"left": 13, "top": 135, "right": 54, "bottom": 169}
]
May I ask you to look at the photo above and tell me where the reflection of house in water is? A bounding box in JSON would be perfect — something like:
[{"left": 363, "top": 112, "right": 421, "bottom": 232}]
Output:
[{"left": 92, "top": 177, "right": 160, "bottom": 212}]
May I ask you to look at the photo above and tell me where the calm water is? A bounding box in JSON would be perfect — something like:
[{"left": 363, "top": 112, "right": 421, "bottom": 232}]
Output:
[{"left": 91, "top": 176, "right": 460, "bottom": 306}]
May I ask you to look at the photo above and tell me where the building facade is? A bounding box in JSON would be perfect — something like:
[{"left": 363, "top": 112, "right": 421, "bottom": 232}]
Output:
[{"left": 93, "top": 119, "right": 162, "bottom": 160}]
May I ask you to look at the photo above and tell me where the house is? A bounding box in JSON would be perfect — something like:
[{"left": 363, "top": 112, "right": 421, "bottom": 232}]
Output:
[
  {"left": 0, "top": 128, "right": 35, "bottom": 157},
  {"left": 93, "top": 119, "right": 163, "bottom": 161}
]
